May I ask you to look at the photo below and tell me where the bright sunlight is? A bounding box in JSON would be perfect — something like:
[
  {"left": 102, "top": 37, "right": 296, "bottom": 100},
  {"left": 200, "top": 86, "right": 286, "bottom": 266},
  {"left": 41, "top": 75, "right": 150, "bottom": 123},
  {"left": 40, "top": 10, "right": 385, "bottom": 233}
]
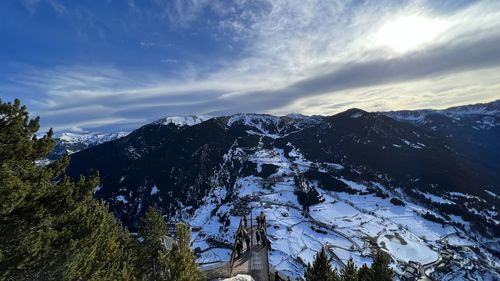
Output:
[{"left": 375, "top": 15, "right": 448, "bottom": 53}]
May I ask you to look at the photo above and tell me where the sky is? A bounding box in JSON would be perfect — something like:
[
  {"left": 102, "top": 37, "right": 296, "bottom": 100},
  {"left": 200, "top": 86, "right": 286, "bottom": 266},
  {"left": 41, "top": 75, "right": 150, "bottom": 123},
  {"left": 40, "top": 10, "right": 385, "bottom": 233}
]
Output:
[{"left": 1, "top": 0, "right": 500, "bottom": 133}]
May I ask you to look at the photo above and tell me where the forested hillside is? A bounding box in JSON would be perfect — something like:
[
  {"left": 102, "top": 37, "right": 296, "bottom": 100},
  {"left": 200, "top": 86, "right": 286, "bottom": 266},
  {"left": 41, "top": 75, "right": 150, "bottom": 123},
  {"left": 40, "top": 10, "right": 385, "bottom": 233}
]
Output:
[{"left": 0, "top": 99, "right": 200, "bottom": 281}]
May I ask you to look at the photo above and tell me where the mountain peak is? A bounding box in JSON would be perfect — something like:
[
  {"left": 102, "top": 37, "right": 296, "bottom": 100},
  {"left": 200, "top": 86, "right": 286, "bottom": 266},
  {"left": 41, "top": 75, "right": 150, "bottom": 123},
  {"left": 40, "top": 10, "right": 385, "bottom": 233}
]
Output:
[
  {"left": 337, "top": 108, "right": 368, "bottom": 119},
  {"left": 154, "top": 115, "right": 213, "bottom": 127},
  {"left": 56, "top": 131, "right": 129, "bottom": 144}
]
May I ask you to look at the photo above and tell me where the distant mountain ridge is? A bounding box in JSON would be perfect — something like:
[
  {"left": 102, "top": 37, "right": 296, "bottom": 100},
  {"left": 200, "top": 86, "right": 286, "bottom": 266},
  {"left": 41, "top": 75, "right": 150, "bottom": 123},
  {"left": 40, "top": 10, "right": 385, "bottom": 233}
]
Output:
[
  {"left": 64, "top": 100, "right": 500, "bottom": 223},
  {"left": 382, "top": 99, "right": 500, "bottom": 194},
  {"left": 48, "top": 131, "right": 129, "bottom": 160},
  {"left": 48, "top": 116, "right": 213, "bottom": 159},
  {"left": 383, "top": 100, "right": 500, "bottom": 127},
  {"left": 52, "top": 100, "right": 499, "bottom": 158}
]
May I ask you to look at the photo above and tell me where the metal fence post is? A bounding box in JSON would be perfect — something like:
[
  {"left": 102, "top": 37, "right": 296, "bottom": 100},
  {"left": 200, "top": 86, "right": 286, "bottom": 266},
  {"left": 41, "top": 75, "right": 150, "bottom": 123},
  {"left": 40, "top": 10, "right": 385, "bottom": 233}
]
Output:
[{"left": 250, "top": 210, "right": 253, "bottom": 246}]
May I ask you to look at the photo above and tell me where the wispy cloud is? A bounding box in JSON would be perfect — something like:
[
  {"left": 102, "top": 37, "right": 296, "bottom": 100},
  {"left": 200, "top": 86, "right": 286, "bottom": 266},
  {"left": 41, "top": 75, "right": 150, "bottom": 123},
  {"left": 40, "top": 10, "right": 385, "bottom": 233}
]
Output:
[{"left": 3, "top": 0, "right": 500, "bottom": 132}]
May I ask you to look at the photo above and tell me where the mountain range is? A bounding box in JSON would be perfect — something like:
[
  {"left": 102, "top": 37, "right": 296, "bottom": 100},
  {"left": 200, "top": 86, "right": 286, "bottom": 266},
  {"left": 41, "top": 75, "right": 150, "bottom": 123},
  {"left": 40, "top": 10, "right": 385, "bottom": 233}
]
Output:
[
  {"left": 59, "top": 100, "right": 499, "bottom": 280},
  {"left": 48, "top": 132, "right": 129, "bottom": 160}
]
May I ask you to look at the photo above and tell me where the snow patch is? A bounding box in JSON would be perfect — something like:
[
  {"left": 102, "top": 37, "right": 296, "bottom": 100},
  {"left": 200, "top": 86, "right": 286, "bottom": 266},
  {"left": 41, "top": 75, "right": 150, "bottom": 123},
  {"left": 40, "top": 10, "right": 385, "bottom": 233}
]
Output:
[
  {"left": 222, "top": 275, "right": 254, "bottom": 281},
  {"left": 378, "top": 233, "right": 438, "bottom": 264},
  {"left": 116, "top": 195, "right": 128, "bottom": 204},
  {"left": 156, "top": 115, "right": 212, "bottom": 127},
  {"left": 484, "top": 189, "right": 497, "bottom": 198},
  {"left": 150, "top": 185, "right": 159, "bottom": 195},
  {"left": 418, "top": 191, "right": 454, "bottom": 205}
]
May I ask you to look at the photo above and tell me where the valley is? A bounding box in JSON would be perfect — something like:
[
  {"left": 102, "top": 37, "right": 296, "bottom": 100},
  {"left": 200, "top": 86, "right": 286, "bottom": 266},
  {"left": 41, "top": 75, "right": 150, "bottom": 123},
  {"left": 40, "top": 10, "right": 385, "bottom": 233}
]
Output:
[
  {"left": 63, "top": 100, "right": 500, "bottom": 280},
  {"left": 186, "top": 133, "right": 498, "bottom": 280}
]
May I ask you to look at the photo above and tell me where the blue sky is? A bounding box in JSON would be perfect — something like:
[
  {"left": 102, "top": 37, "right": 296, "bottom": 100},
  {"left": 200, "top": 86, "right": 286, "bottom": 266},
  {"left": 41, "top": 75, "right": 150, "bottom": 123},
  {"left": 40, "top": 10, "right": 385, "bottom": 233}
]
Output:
[{"left": 1, "top": 0, "right": 499, "bottom": 133}]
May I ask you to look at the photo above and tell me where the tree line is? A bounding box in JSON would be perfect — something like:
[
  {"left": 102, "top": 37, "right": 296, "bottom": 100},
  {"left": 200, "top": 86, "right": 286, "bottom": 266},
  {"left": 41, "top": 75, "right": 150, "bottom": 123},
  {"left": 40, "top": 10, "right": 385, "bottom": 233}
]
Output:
[
  {"left": 0, "top": 99, "right": 200, "bottom": 281},
  {"left": 305, "top": 248, "right": 393, "bottom": 281}
]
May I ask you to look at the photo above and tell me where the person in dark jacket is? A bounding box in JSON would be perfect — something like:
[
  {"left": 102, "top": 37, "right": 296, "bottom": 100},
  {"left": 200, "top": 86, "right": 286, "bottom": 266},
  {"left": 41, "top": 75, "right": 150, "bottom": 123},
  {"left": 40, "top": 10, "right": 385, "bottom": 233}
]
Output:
[
  {"left": 236, "top": 238, "right": 243, "bottom": 258},
  {"left": 243, "top": 215, "right": 248, "bottom": 227},
  {"left": 240, "top": 228, "right": 247, "bottom": 238},
  {"left": 260, "top": 211, "right": 266, "bottom": 227},
  {"left": 245, "top": 234, "right": 250, "bottom": 251},
  {"left": 260, "top": 228, "right": 266, "bottom": 246},
  {"left": 256, "top": 230, "right": 261, "bottom": 245}
]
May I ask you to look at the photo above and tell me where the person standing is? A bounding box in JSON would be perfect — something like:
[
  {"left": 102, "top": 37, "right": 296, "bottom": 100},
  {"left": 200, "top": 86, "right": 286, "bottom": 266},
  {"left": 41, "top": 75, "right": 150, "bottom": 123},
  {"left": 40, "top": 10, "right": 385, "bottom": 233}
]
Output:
[
  {"left": 245, "top": 233, "right": 250, "bottom": 251},
  {"left": 256, "top": 229, "right": 261, "bottom": 245},
  {"left": 260, "top": 228, "right": 266, "bottom": 246},
  {"left": 241, "top": 227, "right": 248, "bottom": 239},
  {"left": 243, "top": 215, "right": 248, "bottom": 227},
  {"left": 275, "top": 271, "right": 282, "bottom": 281},
  {"left": 256, "top": 215, "right": 261, "bottom": 228},
  {"left": 260, "top": 211, "right": 266, "bottom": 227},
  {"left": 236, "top": 238, "right": 243, "bottom": 258}
]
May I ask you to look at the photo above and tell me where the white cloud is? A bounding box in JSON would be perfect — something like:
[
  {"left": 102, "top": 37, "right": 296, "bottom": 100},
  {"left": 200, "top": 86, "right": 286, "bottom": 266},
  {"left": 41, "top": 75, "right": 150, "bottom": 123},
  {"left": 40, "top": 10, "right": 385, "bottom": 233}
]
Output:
[{"left": 8, "top": 0, "right": 500, "bottom": 132}]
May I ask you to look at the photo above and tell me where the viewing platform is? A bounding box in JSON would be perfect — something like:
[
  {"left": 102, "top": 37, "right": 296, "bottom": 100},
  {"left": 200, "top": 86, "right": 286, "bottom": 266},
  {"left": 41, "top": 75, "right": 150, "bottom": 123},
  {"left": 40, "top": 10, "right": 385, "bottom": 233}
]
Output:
[{"left": 229, "top": 213, "right": 270, "bottom": 281}]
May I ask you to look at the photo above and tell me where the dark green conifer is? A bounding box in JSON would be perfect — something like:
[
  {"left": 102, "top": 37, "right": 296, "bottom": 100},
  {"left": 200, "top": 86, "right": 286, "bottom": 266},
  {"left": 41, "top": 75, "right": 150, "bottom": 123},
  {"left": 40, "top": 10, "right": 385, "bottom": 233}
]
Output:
[
  {"left": 305, "top": 247, "right": 338, "bottom": 281},
  {"left": 357, "top": 264, "right": 370, "bottom": 281},
  {"left": 369, "top": 252, "right": 393, "bottom": 281},
  {"left": 166, "top": 223, "right": 201, "bottom": 281},
  {"left": 138, "top": 206, "right": 169, "bottom": 280},
  {"left": 341, "top": 258, "right": 357, "bottom": 281},
  {"left": 0, "top": 99, "right": 138, "bottom": 280}
]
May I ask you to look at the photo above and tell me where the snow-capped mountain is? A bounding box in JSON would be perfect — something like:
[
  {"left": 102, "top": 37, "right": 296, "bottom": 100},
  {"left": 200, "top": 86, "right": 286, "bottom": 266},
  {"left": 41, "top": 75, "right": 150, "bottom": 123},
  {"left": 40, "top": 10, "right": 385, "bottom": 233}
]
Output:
[
  {"left": 65, "top": 100, "right": 499, "bottom": 280},
  {"left": 383, "top": 99, "right": 500, "bottom": 198},
  {"left": 383, "top": 100, "right": 500, "bottom": 129},
  {"left": 48, "top": 116, "right": 211, "bottom": 160},
  {"left": 154, "top": 115, "right": 213, "bottom": 127},
  {"left": 48, "top": 132, "right": 129, "bottom": 160}
]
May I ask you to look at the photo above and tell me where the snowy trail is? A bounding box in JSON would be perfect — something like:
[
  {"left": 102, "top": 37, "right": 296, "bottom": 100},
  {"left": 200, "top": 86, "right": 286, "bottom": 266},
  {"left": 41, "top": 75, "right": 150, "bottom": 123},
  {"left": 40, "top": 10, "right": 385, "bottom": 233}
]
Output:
[{"left": 252, "top": 194, "right": 361, "bottom": 252}]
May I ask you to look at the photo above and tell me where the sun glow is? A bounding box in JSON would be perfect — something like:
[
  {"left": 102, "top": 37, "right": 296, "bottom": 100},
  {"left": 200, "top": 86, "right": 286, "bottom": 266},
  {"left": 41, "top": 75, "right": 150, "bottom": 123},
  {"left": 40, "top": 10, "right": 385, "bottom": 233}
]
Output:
[{"left": 375, "top": 15, "right": 448, "bottom": 53}]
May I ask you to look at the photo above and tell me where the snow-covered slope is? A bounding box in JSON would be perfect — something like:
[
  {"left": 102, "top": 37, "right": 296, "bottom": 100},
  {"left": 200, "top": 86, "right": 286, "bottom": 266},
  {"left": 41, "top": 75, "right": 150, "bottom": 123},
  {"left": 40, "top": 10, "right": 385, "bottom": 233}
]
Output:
[
  {"left": 446, "top": 100, "right": 500, "bottom": 117},
  {"left": 154, "top": 115, "right": 213, "bottom": 127},
  {"left": 383, "top": 99, "right": 500, "bottom": 129},
  {"left": 51, "top": 115, "right": 211, "bottom": 160},
  {"left": 48, "top": 131, "right": 128, "bottom": 160},
  {"left": 184, "top": 137, "right": 499, "bottom": 280},
  {"left": 57, "top": 132, "right": 128, "bottom": 145},
  {"left": 226, "top": 113, "right": 322, "bottom": 139}
]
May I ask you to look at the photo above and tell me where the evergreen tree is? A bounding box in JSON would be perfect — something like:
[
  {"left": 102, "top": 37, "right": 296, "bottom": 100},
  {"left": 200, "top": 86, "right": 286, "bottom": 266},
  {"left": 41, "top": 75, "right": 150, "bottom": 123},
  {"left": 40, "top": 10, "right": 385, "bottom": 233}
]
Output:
[
  {"left": 0, "top": 99, "right": 205, "bottom": 280},
  {"left": 341, "top": 258, "right": 357, "bottom": 281},
  {"left": 166, "top": 223, "right": 201, "bottom": 281},
  {"left": 369, "top": 252, "right": 393, "bottom": 281},
  {"left": 139, "top": 206, "right": 170, "bottom": 280},
  {"left": 0, "top": 99, "right": 138, "bottom": 280},
  {"left": 305, "top": 247, "right": 337, "bottom": 281},
  {"left": 357, "top": 264, "right": 370, "bottom": 281}
]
